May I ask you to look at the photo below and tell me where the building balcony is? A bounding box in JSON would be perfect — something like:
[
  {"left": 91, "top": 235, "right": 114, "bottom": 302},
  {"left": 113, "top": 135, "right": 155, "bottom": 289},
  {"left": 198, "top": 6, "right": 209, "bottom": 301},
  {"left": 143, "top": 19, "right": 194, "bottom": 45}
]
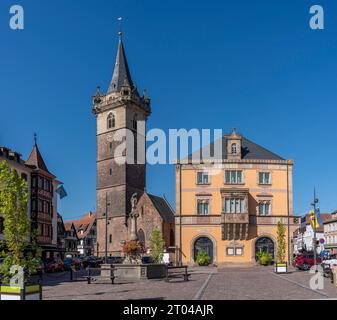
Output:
[
  {"left": 222, "top": 213, "right": 249, "bottom": 224},
  {"left": 221, "top": 212, "right": 249, "bottom": 240}
]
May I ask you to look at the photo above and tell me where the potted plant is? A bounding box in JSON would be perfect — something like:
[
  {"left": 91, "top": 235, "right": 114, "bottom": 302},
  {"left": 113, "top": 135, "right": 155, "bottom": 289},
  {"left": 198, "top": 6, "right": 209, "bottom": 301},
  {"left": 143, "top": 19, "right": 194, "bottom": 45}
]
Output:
[
  {"left": 196, "top": 250, "right": 211, "bottom": 266},
  {"left": 149, "top": 228, "right": 165, "bottom": 264},
  {"left": 275, "top": 221, "right": 288, "bottom": 273},
  {"left": 0, "top": 161, "right": 42, "bottom": 300},
  {"left": 122, "top": 240, "right": 145, "bottom": 264},
  {"left": 256, "top": 252, "right": 273, "bottom": 266}
]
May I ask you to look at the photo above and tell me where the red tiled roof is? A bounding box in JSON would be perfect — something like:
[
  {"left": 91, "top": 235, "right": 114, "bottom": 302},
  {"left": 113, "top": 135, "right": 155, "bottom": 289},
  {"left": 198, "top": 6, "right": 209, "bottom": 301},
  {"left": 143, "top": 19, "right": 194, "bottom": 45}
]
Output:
[{"left": 65, "top": 212, "right": 96, "bottom": 239}]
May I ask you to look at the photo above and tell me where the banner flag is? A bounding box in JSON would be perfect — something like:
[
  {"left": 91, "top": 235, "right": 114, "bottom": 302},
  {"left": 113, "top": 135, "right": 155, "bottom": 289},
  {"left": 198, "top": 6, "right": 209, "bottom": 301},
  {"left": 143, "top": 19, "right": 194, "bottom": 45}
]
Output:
[
  {"left": 56, "top": 185, "right": 68, "bottom": 199},
  {"left": 310, "top": 209, "right": 319, "bottom": 229},
  {"left": 316, "top": 208, "right": 323, "bottom": 227}
]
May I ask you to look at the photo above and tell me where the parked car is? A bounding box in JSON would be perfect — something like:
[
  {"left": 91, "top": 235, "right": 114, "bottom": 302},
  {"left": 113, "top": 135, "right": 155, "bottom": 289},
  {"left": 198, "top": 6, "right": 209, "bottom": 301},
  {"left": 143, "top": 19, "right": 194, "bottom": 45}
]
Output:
[
  {"left": 82, "top": 256, "right": 99, "bottom": 269},
  {"left": 321, "top": 254, "right": 337, "bottom": 277},
  {"left": 295, "top": 252, "right": 322, "bottom": 270},
  {"left": 30, "top": 259, "right": 45, "bottom": 275},
  {"left": 63, "top": 257, "right": 81, "bottom": 271},
  {"left": 322, "top": 254, "right": 337, "bottom": 269},
  {"left": 45, "top": 259, "right": 64, "bottom": 273},
  {"left": 105, "top": 256, "right": 124, "bottom": 265}
]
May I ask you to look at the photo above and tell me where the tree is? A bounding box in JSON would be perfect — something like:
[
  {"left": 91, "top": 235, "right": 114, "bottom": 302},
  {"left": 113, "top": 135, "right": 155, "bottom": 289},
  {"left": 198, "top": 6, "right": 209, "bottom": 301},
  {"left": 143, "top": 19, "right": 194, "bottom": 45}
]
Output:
[
  {"left": 276, "top": 221, "right": 286, "bottom": 264},
  {"left": 0, "top": 160, "right": 41, "bottom": 283},
  {"left": 149, "top": 228, "right": 165, "bottom": 263}
]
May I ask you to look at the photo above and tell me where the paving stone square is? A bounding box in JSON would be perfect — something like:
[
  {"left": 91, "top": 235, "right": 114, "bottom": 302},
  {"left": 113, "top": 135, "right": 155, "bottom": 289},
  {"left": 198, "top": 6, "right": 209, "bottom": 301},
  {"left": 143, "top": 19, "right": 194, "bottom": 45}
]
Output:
[{"left": 39, "top": 266, "right": 337, "bottom": 300}]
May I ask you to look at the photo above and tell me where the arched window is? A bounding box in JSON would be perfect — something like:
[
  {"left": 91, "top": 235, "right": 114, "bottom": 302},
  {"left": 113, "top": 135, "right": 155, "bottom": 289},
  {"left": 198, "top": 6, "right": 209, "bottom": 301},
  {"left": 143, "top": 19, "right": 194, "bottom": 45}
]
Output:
[
  {"left": 107, "top": 113, "right": 115, "bottom": 129},
  {"left": 231, "top": 143, "right": 237, "bottom": 154},
  {"left": 138, "top": 229, "right": 145, "bottom": 244},
  {"left": 133, "top": 114, "right": 138, "bottom": 131}
]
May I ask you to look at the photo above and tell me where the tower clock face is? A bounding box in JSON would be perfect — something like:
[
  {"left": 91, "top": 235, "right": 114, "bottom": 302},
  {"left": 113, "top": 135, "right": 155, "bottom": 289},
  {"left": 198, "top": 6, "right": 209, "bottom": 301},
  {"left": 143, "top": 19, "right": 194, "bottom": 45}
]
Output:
[{"left": 107, "top": 133, "right": 113, "bottom": 142}]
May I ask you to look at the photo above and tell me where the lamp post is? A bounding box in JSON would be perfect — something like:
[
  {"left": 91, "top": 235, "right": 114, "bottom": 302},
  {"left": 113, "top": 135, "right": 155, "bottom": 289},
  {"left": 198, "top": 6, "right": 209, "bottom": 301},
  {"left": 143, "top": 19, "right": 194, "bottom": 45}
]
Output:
[{"left": 311, "top": 188, "right": 319, "bottom": 273}]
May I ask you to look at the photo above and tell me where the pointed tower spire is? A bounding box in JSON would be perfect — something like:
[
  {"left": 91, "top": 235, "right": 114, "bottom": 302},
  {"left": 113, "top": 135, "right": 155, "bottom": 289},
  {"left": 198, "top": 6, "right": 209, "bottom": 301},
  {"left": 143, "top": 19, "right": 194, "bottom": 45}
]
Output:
[
  {"left": 107, "top": 20, "right": 134, "bottom": 95},
  {"left": 25, "top": 136, "right": 51, "bottom": 174}
]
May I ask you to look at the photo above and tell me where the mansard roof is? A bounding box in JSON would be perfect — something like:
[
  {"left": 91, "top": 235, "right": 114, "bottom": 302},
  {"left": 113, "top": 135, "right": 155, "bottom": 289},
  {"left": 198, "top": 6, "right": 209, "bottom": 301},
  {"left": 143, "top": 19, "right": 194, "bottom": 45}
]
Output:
[{"left": 187, "top": 134, "right": 285, "bottom": 162}]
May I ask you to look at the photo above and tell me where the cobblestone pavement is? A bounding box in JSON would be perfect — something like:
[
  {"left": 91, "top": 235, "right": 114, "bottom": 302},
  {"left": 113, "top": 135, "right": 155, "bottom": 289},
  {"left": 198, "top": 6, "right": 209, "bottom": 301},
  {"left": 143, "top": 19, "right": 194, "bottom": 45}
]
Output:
[
  {"left": 201, "top": 266, "right": 337, "bottom": 300},
  {"left": 42, "top": 269, "right": 210, "bottom": 300},
  {"left": 41, "top": 266, "right": 337, "bottom": 300}
]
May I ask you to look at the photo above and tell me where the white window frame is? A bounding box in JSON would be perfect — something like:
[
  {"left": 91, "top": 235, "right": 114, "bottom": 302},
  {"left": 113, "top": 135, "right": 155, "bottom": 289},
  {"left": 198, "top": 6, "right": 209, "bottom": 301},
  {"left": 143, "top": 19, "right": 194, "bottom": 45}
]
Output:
[
  {"left": 225, "top": 170, "right": 244, "bottom": 185},
  {"left": 258, "top": 172, "right": 271, "bottom": 185},
  {"left": 258, "top": 201, "right": 272, "bottom": 216},
  {"left": 197, "top": 199, "right": 210, "bottom": 215},
  {"left": 196, "top": 171, "right": 210, "bottom": 185}
]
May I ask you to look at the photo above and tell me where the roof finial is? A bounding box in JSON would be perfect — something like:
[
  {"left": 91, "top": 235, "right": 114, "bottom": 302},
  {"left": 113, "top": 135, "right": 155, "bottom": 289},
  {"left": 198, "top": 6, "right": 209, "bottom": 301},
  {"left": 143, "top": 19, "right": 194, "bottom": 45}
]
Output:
[
  {"left": 34, "top": 132, "right": 37, "bottom": 146},
  {"left": 118, "top": 17, "right": 123, "bottom": 38}
]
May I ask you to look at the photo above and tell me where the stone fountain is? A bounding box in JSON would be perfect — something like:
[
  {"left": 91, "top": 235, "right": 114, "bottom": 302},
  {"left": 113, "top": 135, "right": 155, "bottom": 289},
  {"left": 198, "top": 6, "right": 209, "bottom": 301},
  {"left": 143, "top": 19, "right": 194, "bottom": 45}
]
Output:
[{"left": 113, "top": 193, "right": 167, "bottom": 281}]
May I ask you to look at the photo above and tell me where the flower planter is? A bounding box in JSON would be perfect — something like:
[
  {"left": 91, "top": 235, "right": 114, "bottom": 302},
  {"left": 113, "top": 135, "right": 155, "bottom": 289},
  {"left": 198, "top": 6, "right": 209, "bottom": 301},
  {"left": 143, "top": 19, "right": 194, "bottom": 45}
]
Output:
[
  {"left": 0, "top": 284, "right": 42, "bottom": 300},
  {"left": 275, "top": 263, "right": 288, "bottom": 274}
]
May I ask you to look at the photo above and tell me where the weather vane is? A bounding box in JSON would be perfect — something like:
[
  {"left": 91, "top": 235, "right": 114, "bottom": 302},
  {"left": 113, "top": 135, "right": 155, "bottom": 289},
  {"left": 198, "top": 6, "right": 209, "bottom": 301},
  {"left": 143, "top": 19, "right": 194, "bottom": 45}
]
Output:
[{"left": 118, "top": 17, "right": 123, "bottom": 36}]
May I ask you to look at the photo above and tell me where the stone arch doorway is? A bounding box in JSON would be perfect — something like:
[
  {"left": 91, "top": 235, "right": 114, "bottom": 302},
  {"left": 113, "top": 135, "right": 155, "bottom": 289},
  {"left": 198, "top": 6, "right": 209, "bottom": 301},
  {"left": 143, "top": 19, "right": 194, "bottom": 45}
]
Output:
[
  {"left": 255, "top": 236, "right": 275, "bottom": 259},
  {"left": 193, "top": 237, "right": 214, "bottom": 263}
]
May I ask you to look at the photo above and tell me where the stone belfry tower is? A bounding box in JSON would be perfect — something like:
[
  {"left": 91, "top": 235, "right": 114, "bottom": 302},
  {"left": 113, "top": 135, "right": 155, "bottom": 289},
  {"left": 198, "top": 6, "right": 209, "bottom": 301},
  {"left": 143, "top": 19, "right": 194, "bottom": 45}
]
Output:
[{"left": 92, "top": 30, "right": 151, "bottom": 256}]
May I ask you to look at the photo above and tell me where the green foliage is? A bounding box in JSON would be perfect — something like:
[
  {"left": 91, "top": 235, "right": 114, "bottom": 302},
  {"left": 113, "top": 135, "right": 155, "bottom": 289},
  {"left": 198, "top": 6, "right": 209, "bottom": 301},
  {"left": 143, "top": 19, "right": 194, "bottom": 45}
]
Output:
[
  {"left": 149, "top": 228, "right": 165, "bottom": 263},
  {"left": 276, "top": 221, "right": 286, "bottom": 263},
  {"left": 0, "top": 161, "right": 41, "bottom": 283},
  {"left": 256, "top": 251, "right": 273, "bottom": 266},
  {"left": 196, "top": 250, "right": 211, "bottom": 266}
]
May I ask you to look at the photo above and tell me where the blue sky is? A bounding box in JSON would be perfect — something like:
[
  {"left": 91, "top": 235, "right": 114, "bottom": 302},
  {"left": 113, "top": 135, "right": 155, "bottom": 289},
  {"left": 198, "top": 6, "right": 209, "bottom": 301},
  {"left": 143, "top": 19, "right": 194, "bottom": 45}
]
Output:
[{"left": 1, "top": 0, "right": 337, "bottom": 220}]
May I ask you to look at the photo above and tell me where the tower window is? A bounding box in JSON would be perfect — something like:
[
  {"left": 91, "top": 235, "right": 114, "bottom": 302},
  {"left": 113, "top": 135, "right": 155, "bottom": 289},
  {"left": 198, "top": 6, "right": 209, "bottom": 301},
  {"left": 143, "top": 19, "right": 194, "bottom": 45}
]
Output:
[
  {"left": 109, "top": 169, "right": 112, "bottom": 175},
  {"left": 231, "top": 143, "right": 237, "bottom": 154},
  {"left": 109, "top": 234, "right": 112, "bottom": 243},
  {"left": 107, "top": 113, "right": 115, "bottom": 129}
]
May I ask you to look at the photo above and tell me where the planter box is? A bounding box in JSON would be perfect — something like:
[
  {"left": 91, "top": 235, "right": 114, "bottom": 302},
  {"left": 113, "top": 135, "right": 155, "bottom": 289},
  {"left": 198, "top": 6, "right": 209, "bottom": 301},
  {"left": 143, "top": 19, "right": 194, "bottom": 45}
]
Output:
[
  {"left": 0, "top": 284, "right": 42, "bottom": 300},
  {"left": 275, "top": 263, "right": 288, "bottom": 274}
]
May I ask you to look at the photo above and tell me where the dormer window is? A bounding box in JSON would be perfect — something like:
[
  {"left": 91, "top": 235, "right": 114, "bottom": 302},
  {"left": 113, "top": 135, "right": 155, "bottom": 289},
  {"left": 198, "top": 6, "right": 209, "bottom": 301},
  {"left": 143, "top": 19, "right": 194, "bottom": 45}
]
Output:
[
  {"left": 231, "top": 143, "right": 237, "bottom": 154},
  {"left": 107, "top": 113, "right": 115, "bottom": 129}
]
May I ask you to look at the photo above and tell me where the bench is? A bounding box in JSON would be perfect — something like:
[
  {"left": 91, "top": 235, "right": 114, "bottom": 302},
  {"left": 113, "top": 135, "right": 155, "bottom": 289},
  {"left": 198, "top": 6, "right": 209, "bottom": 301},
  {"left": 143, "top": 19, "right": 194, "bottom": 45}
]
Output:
[
  {"left": 165, "top": 266, "right": 191, "bottom": 282},
  {"left": 86, "top": 267, "right": 115, "bottom": 285}
]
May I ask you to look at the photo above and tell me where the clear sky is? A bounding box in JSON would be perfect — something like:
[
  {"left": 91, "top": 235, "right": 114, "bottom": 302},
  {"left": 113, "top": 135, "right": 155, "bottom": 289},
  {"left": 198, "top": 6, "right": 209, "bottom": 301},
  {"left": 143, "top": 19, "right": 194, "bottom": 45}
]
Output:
[{"left": 1, "top": 0, "right": 337, "bottom": 220}]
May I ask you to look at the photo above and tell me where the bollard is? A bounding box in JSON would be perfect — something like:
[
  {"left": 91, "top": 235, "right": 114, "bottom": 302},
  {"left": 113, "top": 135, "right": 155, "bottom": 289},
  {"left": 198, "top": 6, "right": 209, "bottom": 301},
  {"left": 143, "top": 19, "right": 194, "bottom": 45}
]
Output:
[{"left": 70, "top": 268, "right": 73, "bottom": 281}]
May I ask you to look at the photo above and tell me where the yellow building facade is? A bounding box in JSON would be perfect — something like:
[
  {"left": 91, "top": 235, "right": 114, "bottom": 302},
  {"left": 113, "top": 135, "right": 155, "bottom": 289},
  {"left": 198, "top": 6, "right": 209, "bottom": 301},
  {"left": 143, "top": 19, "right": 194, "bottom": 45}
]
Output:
[{"left": 175, "top": 129, "right": 300, "bottom": 265}]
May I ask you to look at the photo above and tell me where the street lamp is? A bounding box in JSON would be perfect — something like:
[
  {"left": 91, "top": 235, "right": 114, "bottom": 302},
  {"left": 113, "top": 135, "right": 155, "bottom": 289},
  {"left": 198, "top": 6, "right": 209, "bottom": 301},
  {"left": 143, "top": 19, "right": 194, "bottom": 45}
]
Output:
[{"left": 311, "top": 188, "right": 319, "bottom": 273}]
